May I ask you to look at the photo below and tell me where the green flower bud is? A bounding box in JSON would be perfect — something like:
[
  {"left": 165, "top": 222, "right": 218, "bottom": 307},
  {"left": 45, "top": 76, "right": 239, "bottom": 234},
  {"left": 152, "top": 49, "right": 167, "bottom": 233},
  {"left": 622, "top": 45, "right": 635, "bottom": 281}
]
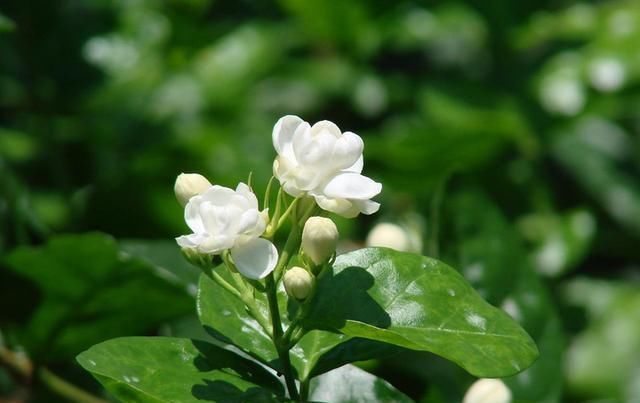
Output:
[
  {"left": 283, "top": 266, "right": 314, "bottom": 300},
  {"left": 180, "top": 247, "right": 212, "bottom": 270},
  {"left": 302, "top": 216, "right": 339, "bottom": 265},
  {"left": 174, "top": 173, "right": 212, "bottom": 207}
]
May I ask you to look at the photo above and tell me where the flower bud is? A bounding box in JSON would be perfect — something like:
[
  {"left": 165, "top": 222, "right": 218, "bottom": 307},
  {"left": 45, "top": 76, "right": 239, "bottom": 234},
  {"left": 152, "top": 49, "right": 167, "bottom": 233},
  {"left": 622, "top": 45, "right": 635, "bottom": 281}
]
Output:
[
  {"left": 174, "top": 173, "right": 212, "bottom": 207},
  {"left": 302, "top": 216, "right": 339, "bottom": 265},
  {"left": 180, "top": 247, "right": 212, "bottom": 270},
  {"left": 366, "top": 222, "right": 417, "bottom": 252},
  {"left": 462, "top": 379, "right": 511, "bottom": 403},
  {"left": 283, "top": 266, "right": 314, "bottom": 300}
]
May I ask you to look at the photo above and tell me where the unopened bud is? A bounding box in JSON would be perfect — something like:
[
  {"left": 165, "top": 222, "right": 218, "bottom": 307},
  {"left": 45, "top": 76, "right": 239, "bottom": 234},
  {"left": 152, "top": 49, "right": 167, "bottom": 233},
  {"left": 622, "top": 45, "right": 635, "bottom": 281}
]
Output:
[
  {"left": 463, "top": 379, "right": 511, "bottom": 403},
  {"left": 283, "top": 266, "right": 314, "bottom": 300},
  {"left": 174, "top": 173, "right": 212, "bottom": 207},
  {"left": 302, "top": 216, "right": 339, "bottom": 265},
  {"left": 366, "top": 222, "right": 415, "bottom": 252},
  {"left": 180, "top": 247, "right": 212, "bottom": 270}
]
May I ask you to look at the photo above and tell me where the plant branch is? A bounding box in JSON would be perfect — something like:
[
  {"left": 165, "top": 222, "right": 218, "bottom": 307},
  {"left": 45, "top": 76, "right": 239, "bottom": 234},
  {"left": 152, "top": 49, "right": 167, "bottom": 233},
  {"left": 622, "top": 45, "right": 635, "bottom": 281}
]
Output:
[
  {"left": 265, "top": 274, "right": 299, "bottom": 401},
  {"left": 300, "top": 378, "right": 310, "bottom": 401},
  {"left": 39, "top": 367, "right": 107, "bottom": 403}
]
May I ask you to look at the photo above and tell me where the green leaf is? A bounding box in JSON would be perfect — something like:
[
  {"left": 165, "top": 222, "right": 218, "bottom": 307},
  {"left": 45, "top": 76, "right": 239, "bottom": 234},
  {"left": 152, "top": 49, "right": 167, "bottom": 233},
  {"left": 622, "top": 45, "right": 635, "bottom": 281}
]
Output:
[
  {"left": 308, "top": 364, "right": 412, "bottom": 403},
  {"left": 77, "top": 337, "right": 283, "bottom": 402},
  {"left": 2, "top": 233, "right": 193, "bottom": 361},
  {"left": 447, "top": 191, "right": 564, "bottom": 402},
  {"left": 302, "top": 247, "right": 539, "bottom": 378},
  {"left": 0, "top": 13, "right": 15, "bottom": 32},
  {"left": 197, "top": 270, "right": 398, "bottom": 381},
  {"left": 120, "top": 239, "right": 201, "bottom": 296}
]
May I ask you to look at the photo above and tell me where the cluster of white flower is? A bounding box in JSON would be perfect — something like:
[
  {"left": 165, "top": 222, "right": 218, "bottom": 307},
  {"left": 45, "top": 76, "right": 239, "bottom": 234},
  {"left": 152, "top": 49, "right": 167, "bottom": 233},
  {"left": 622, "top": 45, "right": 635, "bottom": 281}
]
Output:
[{"left": 174, "top": 115, "right": 381, "bottom": 280}]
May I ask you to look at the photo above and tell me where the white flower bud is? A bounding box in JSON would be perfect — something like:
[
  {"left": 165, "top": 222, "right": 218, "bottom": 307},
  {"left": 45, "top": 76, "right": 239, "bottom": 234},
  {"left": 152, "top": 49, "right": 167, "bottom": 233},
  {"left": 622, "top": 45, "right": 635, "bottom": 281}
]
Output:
[
  {"left": 174, "top": 173, "right": 212, "bottom": 207},
  {"left": 463, "top": 379, "right": 512, "bottom": 403},
  {"left": 283, "top": 266, "right": 314, "bottom": 300},
  {"left": 302, "top": 216, "right": 339, "bottom": 265},
  {"left": 366, "top": 223, "right": 413, "bottom": 252}
]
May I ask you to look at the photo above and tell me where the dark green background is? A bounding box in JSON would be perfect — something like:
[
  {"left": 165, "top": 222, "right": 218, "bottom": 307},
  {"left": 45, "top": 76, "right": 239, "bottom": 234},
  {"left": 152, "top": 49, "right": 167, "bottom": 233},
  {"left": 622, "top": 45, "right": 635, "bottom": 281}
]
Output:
[{"left": 1, "top": 0, "right": 639, "bottom": 401}]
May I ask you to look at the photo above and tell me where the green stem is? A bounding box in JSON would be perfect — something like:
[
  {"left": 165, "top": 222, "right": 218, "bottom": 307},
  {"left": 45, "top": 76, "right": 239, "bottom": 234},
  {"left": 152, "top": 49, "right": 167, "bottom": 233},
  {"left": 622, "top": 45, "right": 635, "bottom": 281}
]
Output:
[
  {"left": 263, "top": 176, "right": 276, "bottom": 210},
  {"left": 300, "top": 378, "right": 310, "bottom": 401},
  {"left": 265, "top": 274, "right": 299, "bottom": 401},
  {"left": 276, "top": 197, "right": 300, "bottom": 230},
  {"left": 428, "top": 175, "right": 448, "bottom": 258},
  {"left": 210, "top": 271, "right": 242, "bottom": 299},
  {"left": 274, "top": 225, "right": 302, "bottom": 282},
  {"left": 39, "top": 368, "right": 107, "bottom": 403},
  {"left": 220, "top": 253, "right": 273, "bottom": 337}
]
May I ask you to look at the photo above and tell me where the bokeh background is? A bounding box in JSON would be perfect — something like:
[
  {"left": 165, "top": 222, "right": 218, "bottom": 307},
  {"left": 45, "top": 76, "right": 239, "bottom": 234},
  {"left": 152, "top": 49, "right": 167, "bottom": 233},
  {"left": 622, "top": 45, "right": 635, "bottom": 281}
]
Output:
[{"left": 1, "top": 0, "right": 640, "bottom": 401}]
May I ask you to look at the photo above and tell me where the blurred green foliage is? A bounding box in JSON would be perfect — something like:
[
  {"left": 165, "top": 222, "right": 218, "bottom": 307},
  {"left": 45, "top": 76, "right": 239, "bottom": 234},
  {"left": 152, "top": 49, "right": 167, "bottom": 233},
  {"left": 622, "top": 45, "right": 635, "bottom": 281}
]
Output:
[{"left": 1, "top": 0, "right": 640, "bottom": 401}]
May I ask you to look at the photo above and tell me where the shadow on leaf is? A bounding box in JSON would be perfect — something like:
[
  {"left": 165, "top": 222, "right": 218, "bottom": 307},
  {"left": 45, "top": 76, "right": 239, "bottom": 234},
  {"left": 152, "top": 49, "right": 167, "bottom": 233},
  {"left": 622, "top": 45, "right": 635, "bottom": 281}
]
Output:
[{"left": 304, "top": 266, "right": 391, "bottom": 330}]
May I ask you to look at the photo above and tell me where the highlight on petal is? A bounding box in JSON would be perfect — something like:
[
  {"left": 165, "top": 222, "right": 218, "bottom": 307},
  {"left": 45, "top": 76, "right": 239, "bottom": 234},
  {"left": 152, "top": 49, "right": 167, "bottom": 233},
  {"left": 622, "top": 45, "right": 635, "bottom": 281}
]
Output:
[
  {"left": 184, "top": 197, "right": 206, "bottom": 233},
  {"left": 322, "top": 172, "right": 382, "bottom": 200},
  {"left": 310, "top": 120, "right": 342, "bottom": 138},
  {"left": 331, "top": 131, "right": 364, "bottom": 170},
  {"left": 230, "top": 237, "right": 279, "bottom": 280},
  {"left": 273, "top": 115, "right": 305, "bottom": 157}
]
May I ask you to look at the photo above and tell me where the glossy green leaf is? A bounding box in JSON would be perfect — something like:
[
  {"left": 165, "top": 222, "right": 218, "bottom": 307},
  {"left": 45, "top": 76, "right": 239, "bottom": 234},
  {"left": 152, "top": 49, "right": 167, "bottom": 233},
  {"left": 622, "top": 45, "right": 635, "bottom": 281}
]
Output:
[
  {"left": 308, "top": 364, "right": 412, "bottom": 403},
  {"left": 302, "top": 247, "right": 538, "bottom": 377},
  {"left": 77, "top": 337, "right": 283, "bottom": 402},
  {"left": 197, "top": 268, "right": 399, "bottom": 381},
  {"left": 2, "top": 233, "right": 193, "bottom": 361}
]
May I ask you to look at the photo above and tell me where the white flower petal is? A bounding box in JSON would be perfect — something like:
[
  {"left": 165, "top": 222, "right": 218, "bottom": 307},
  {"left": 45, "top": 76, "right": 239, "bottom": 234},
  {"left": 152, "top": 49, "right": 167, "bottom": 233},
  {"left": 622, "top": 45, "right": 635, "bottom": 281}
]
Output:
[
  {"left": 176, "top": 234, "right": 205, "bottom": 248},
  {"left": 197, "top": 234, "right": 234, "bottom": 254},
  {"left": 293, "top": 128, "right": 336, "bottom": 167},
  {"left": 314, "top": 195, "right": 360, "bottom": 218},
  {"left": 235, "top": 182, "right": 259, "bottom": 209},
  {"left": 273, "top": 115, "right": 306, "bottom": 160},
  {"left": 231, "top": 238, "right": 278, "bottom": 280},
  {"left": 322, "top": 172, "right": 382, "bottom": 200},
  {"left": 310, "top": 120, "right": 342, "bottom": 138},
  {"left": 200, "top": 185, "right": 236, "bottom": 206},
  {"left": 346, "top": 155, "right": 363, "bottom": 173},
  {"left": 331, "top": 131, "right": 364, "bottom": 170},
  {"left": 353, "top": 199, "right": 380, "bottom": 215},
  {"left": 184, "top": 196, "right": 206, "bottom": 233}
]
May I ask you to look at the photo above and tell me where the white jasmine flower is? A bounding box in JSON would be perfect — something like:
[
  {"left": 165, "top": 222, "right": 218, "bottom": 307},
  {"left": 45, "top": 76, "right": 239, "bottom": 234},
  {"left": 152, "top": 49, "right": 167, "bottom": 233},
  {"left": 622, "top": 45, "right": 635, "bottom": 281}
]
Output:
[
  {"left": 176, "top": 183, "right": 278, "bottom": 280},
  {"left": 463, "top": 378, "right": 512, "bottom": 403},
  {"left": 272, "top": 115, "right": 381, "bottom": 218}
]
